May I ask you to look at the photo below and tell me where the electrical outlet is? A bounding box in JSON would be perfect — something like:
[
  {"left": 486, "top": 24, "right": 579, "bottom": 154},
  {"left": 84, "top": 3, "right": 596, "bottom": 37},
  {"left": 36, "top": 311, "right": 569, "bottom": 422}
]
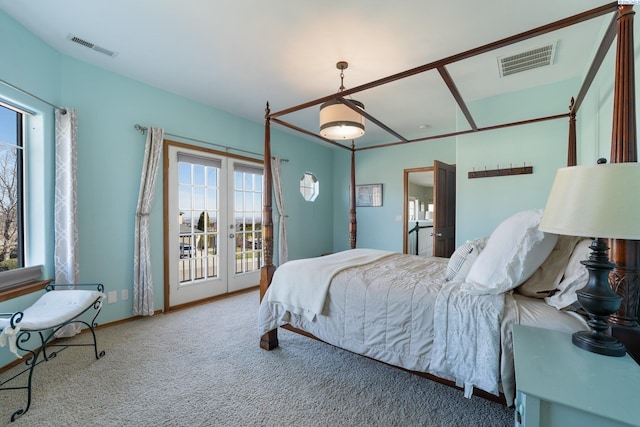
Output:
[
  {"left": 108, "top": 291, "right": 117, "bottom": 304},
  {"left": 121, "top": 289, "right": 129, "bottom": 301}
]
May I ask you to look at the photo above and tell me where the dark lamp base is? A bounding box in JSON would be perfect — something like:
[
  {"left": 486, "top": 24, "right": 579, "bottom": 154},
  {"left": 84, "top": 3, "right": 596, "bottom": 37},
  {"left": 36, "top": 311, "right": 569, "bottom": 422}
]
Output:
[
  {"left": 572, "top": 238, "right": 627, "bottom": 357},
  {"left": 572, "top": 330, "right": 626, "bottom": 357}
]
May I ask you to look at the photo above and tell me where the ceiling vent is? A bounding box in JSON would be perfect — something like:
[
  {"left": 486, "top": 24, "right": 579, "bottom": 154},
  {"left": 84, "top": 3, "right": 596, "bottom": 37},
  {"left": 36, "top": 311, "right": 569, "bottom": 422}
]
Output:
[
  {"left": 497, "top": 41, "right": 556, "bottom": 77},
  {"left": 67, "top": 34, "right": 118, "bottom": 57}
]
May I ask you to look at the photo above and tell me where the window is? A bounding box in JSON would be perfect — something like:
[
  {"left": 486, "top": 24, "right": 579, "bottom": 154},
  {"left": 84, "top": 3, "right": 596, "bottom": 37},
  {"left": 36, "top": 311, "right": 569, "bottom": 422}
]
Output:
[
  {"left": 0, "top": 101, "right": 42, "bottom": 295},
  {"left": 299, "top": 172, "right": 319, "bottom": 202},
  {"left": 0, "top": 104, "right": 23, "bottom": 272}
]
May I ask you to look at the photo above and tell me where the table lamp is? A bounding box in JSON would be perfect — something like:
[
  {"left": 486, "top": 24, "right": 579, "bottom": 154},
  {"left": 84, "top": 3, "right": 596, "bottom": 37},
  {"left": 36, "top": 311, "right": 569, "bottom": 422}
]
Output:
[{"left": 539, "top": 162, "right": 640, "bottom": 357}]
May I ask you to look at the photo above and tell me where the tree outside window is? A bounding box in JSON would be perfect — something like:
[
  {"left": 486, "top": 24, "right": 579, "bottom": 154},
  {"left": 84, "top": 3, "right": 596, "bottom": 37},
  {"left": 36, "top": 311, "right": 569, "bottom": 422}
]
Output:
[{"left": 0, "top": 105, "right": 21, "bottom": 272}]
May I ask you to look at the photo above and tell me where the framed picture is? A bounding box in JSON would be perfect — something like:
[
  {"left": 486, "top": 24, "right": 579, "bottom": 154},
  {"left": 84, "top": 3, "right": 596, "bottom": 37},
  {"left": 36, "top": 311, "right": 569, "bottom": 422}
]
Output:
[{"left": 356, "top": 184, "right": 383, "bottom": 207}]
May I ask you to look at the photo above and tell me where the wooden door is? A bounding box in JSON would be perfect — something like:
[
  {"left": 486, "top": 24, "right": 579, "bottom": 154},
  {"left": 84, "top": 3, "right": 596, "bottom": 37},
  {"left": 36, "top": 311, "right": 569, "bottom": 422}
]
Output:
[{"left": 433, "top": 160, "right": 456, "bottom": 257}]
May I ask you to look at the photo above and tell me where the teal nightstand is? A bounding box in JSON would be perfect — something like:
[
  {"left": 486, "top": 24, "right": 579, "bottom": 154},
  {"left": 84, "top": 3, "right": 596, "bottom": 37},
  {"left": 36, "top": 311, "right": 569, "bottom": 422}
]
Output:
[{"left": 513, "top": 324, "right": 640, "bottom": 427}]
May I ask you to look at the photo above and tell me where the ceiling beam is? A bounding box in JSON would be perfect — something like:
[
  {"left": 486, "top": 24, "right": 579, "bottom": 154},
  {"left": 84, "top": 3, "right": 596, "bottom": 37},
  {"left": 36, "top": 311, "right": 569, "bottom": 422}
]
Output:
[
  {"left": 270, "top": 117, "right": 352, "bottom": 150},
  {"left": 338, "top": 98, "right": 410, "bottom": 143},
  {"left": 572, "top": 10, "right": 619, "bottom": 115},
  {"left": 355, "top": 113, "right": 570, "bottom": 151},
  {"left": 437, "top": 66, "right": 478, "bottom": 131}
]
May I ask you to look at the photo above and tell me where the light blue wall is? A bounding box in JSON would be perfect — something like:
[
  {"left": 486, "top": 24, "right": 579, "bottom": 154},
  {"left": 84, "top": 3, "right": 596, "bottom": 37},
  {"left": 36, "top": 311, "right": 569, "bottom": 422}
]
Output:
[
  {"left": 0, "top": 9, "right": 334, "bottom": 368},
  {"left": 455, "top": 79, "right": 580, "bottom": 244},
  {"left": 57, "top": 57, "right": 335, "bottom": 324},
  {"left": 332, "top": 139, "right": 456, "bottom": 253}
]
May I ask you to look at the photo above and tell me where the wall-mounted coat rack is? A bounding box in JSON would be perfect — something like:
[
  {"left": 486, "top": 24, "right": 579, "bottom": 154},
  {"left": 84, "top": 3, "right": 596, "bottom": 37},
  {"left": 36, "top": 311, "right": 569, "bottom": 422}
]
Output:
[{"left": 468, "top": 164, "right": 533, "bottom": 179}]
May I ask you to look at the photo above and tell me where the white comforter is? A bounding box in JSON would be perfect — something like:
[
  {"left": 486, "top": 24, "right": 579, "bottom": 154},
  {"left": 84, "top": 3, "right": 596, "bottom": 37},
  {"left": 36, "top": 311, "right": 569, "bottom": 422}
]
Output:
[
  {"left": 258, "top": 251, "right": 588, "bottom": 406},
  {"left": 266, "top": 248, "right": 393, "bottom": 321}
]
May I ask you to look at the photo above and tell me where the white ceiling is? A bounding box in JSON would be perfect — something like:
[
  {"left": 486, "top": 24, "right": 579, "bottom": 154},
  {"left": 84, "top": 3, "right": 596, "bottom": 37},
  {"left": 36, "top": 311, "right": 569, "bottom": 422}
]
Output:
[{"left": 0, "top": 1, "right": 614, "bottom": 147}]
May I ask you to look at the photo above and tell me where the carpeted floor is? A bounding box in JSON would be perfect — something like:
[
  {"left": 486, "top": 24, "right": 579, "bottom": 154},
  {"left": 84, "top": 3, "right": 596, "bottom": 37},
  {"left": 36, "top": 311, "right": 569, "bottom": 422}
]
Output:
[{"left": 0, "top": 290, "right": 514, "bottom": 426}]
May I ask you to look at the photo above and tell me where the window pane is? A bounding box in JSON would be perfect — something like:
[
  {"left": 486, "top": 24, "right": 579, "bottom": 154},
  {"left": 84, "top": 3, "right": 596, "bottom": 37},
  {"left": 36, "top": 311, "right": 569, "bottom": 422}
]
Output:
[
  {"left": 177, "top": 158, "right": 221, "bottom": 284},
  {"left": 193, "top": 164, "right": 205, "bottom": 186},
  {"left": 193, "top": 187, "right": 205, "bottom": 210},
  {"left": 0, "top": 105, "right": 21, "bottom": 272},
  {"left": 206, "top": 167, "right": 217, "bottom": 187},
  {"left": 178, "top": 162, "right": 191, "bottom": 185}
]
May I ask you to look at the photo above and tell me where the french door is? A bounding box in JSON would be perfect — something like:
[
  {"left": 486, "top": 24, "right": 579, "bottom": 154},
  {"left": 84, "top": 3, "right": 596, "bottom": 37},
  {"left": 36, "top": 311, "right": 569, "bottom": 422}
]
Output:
[{"left": 165, "top": 142, "right": 263, "bottom": 308}]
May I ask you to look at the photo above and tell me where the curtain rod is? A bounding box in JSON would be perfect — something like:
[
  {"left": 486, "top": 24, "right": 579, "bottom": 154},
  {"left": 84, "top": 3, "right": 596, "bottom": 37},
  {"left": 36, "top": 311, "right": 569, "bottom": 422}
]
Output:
[
  {"left": 0, "top": 78, "right": 67, "bottom": 114},
  {"left": 133, "top": 124, "right": 288, "bottom": 162}
]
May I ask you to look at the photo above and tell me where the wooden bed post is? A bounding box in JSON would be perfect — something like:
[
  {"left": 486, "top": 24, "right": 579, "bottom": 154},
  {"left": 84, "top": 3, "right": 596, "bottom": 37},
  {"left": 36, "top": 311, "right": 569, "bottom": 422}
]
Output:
[
  {"left": 260, "top": 102, "right": 278, "bottom": 350},
  {"left": 608, "top": 5, "right": 640, "bottom": 333},
  {"left": 567, "top": 97, "right": 577, "bottom": 167},
  {"left": 349, "top": 141, "right": 357, "bottom": 249}
]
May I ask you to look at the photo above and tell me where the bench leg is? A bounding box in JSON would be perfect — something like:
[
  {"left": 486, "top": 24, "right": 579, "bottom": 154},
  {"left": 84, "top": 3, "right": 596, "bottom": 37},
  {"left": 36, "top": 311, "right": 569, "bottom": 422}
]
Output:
[
  {"left": 5, "top": 320, "right": 104, "bottom": 421},
  {"left": 0, "top": 332, "right": 45, "bottom": 422}
]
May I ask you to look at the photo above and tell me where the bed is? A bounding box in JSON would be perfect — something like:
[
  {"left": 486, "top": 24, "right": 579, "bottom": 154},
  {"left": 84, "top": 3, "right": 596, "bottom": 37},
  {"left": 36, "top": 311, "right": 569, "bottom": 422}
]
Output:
[
  {"left": 259, "top": 211, "right": 592, "bottom": 405},
  {"left": 258, "top": 1, "right": 640, "bottom": 407}
]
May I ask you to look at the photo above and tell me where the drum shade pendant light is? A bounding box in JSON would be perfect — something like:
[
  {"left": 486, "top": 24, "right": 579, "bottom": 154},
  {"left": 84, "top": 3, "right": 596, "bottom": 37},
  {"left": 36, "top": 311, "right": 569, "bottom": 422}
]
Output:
[{"left": 319, "top": 61, "right": 365, "bottom": 140}]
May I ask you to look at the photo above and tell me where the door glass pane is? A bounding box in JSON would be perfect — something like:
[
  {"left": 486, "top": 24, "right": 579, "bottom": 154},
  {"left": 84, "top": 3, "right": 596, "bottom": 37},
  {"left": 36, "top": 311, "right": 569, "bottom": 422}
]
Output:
[
  {"left": 178, "top": 158, "right": 220, "bottom": 284},
  {"left": 234, "top": 167, "right": 263, "bottom": 274}
]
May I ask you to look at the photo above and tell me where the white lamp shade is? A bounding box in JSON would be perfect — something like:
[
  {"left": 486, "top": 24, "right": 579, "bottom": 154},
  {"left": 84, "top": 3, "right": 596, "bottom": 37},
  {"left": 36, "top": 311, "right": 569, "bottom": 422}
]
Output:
[
  {"left": 540, "top": 163, "right": 640, "bottom": 239},
  {"left": 319, "top": 99, "right": 365, "bottom": 140}
]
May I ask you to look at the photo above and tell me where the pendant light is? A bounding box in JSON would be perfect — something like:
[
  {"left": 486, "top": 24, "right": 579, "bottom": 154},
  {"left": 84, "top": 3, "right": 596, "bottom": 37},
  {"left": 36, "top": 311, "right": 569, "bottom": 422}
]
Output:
[{"left": 319, "top": 61, "right": 365, "bottom": 140}]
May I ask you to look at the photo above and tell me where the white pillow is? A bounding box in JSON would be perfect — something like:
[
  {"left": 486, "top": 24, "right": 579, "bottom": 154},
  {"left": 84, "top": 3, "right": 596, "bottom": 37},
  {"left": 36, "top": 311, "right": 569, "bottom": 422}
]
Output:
[
  {"left": 545, "top": 238, "right": 592, "bottom": 309},
  {"left": 462, "top": 209, "right": 558, "bottom": 295}
]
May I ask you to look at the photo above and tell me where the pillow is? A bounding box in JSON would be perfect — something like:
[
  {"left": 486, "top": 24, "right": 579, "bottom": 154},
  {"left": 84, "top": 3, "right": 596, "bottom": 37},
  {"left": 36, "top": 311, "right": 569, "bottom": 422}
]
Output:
[
  {"left": 516, "top": 235, "right": 582, "bottom": 298},
  {"left": 451, "top": 237, "right": 489, "bottom": 282},
  {"left": 545, "top": 238, "right": 592, "bottom": 309},
  {"left": 445, "top": 237, "right": 488, "bottom": 281},
  {"left": 445, "top": 241, "right": 474, "bottom": 281},
  {"left": 462, "top": 209, "right": 558, "bottom": 295}
]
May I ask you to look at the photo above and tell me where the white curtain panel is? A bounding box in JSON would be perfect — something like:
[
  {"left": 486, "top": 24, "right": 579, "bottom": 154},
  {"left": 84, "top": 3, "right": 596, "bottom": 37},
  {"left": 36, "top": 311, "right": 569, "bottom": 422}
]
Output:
[
  {"left": 54, "top": 108, "right": 80, "bottom": 337},
  {"left": 133, "top": 127, "right": 164, "bottom": 316},
  {"left": 271, "top": 156, "right": 288, "bottom": 265}
]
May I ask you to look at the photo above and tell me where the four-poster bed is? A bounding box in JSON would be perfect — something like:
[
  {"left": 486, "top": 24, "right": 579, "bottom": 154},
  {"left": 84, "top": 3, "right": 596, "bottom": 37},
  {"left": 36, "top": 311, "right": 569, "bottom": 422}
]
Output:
[{"left": 259, "top": 1, "right": 640, "bottom": 405}]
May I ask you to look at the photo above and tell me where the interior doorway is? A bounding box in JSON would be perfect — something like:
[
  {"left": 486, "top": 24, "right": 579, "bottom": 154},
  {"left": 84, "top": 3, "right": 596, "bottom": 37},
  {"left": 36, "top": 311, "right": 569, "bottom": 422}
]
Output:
[{"left": 403, "top": 161, "right": 456, "bottom": 258}]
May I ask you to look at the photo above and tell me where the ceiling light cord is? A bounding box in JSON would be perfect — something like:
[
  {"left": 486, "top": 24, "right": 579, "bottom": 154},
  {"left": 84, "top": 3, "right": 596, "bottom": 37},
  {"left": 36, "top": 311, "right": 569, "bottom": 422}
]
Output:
[{"left": 337, "top": 61, "right": 348, "bottom": 92}]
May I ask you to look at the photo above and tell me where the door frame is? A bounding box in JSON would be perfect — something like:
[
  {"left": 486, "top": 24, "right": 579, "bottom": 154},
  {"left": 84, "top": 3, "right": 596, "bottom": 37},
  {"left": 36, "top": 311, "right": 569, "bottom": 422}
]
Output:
[
  {"left": 162, "top": 139, "right": 263, "bottom": 311},
  {"left": 403, "top": 166, "right": 433, "bottom": 255},
  {"left": 403, "top": 162, "right": 456, "bottom": 257}
]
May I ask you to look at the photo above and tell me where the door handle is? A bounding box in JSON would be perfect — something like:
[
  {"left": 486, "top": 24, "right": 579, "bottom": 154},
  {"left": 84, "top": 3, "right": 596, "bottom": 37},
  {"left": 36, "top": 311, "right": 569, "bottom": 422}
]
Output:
[
  {"left": 431, "top": 232, "right": 442, "bottom": 237},
  {"left": 229, "top": 233, "right": 235, "bottom": 238}
]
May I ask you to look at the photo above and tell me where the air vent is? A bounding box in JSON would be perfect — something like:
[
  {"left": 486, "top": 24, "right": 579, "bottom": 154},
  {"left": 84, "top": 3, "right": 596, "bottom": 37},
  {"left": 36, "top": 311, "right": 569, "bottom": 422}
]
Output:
[
  {"left": 67, "top": 34, "right": 118, "bottom": 57},
  {"left": 497, "top": 42, "right": 556, "bottom": 77}
]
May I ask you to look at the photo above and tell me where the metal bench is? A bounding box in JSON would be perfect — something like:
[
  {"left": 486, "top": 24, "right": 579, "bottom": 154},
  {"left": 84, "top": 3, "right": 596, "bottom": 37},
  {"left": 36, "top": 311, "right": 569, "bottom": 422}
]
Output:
[{"left": 0, "top": 283, "right": 105, "bottom": 422}]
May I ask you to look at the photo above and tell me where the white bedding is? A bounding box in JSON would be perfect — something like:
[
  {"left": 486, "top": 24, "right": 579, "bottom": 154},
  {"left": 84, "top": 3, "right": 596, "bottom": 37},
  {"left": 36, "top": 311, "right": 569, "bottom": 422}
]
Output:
[
  {"left": 266, "top": 248, "right": 393, "bottom": 321},
  {"left": 258, "top": 251, "right": 589, "bottom": 406},
  {"left": 430, "top": 281, "right": 505, "bottom": 399}
]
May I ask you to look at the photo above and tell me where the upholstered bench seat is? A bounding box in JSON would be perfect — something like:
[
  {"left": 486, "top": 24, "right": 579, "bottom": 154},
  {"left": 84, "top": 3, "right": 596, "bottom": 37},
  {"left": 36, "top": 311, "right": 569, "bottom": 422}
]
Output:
[
  {"left": 0, "top": 289, "right": 104, "bottom": 356},
  {"left": 0, "top": 284, "right": 105, "bottom": 422}
]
